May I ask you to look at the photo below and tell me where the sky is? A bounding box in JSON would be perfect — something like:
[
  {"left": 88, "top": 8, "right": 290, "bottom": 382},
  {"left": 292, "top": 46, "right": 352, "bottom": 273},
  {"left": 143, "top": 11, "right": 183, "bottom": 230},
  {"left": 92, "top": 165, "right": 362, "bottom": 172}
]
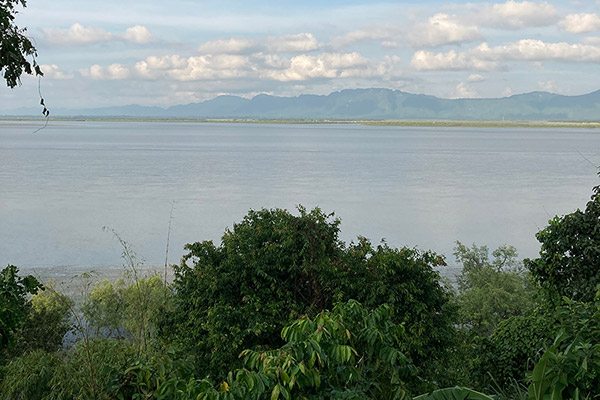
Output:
[{"left": 2, "top": 0, "right": 600, "bottom": 110}]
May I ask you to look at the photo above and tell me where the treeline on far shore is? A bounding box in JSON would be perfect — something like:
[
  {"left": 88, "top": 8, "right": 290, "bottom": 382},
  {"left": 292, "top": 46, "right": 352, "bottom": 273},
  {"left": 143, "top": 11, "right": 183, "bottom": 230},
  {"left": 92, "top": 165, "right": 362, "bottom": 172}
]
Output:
[{"left": 1, "top": 179, "right": 600, "bottom": 399}]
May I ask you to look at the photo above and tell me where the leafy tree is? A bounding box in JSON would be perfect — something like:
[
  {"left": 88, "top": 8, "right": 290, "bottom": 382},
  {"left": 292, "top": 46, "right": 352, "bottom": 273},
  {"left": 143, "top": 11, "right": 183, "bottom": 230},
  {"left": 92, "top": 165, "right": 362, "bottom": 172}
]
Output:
[
  {"left": 474, "top": 314, "right": 553, "bottom": 389},
  {"left": 526, "top": 182, "right": 600, "bottom": 303},
  {"left": 0, "top": 0, "right": 42, "bottom": 88},
  {"left": 165, "top": 207, "right": 456, "bottom": 386},
  {"left": 0, "top": 265, "right": 41, "bottom": 356},
  {"left": 14, "top": 280, "right": 72, "bottom": 355},
  {"left": 82, "top": 275, "right": 164, "bottom": 347},
  {"left": 528, "top": 293, "right": 600, "bottom": 399},
  {"left": 166, "top": 207, "right": 346, "bottom": 377},
  {"left": 454, "top": 242, "right": 532, "bottom": 337}
]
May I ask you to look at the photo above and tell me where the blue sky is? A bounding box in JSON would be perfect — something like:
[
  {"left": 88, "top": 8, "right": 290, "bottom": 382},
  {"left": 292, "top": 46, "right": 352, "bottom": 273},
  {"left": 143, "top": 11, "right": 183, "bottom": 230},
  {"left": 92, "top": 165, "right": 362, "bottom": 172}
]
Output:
[{"left": 3, "top": 0, "right": 600, "bottom": 109}]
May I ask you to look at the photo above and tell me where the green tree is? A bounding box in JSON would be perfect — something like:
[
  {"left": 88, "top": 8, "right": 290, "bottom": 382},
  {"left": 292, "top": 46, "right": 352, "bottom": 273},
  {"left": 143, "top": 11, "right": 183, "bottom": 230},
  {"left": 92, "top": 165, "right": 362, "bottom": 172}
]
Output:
[
  {"left": 454, "top": 242, "right": 533, "bottom": 337},
  {"left": 1, "top": 0, "right": 42, "bottom": 88},
  {"left": 526, "top": 183, "right": 600, "bottom": 303},
  {"left": 11, "top": 280, "right": 72, "bottom": 356},
  {"left": 528, "top": 293, "right": 600, "bottom": 399},
  {"left": 0, "top": 265, "right": 41, "bottom": 356},
  {"left": 165, "top": 207, "right": 456, "bottom": 387}
]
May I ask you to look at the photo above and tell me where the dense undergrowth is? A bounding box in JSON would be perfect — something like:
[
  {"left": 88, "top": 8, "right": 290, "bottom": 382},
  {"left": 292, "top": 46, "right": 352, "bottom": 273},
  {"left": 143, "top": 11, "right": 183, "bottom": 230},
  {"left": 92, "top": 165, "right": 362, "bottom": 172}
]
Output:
[{"left": 1, "top": 181, "right": 599, "bottom": 399}]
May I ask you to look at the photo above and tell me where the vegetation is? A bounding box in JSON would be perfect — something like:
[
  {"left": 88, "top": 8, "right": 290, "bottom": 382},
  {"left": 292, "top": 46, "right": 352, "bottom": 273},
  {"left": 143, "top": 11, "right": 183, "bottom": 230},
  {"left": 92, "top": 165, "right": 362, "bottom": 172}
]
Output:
[
  {"left": 0, "top": 0, "right": 43, "bottom": 88},
  {"left": 1, "top": 179, "right": 599, "bottom": 398}
]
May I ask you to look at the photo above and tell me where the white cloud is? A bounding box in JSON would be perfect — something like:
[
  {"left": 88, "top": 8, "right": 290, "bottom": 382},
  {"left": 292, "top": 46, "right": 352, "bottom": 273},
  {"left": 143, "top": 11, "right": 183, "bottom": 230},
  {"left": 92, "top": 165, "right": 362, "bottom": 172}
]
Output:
[
  {"left": 123, "top": 25, "right": 153, "bottom": 43},
  {"left": 44, "top": 23, "right": 113, "bottom": 45},
  {"left": 538, "top": 80, "right": 558, "bottom": 92},
  {"left": 330, "top": 28, "right": 394, "bottom": 48},
  {"left": 452, "top": 82, "right": 478, "bottom": 98},
  {"left": 409, "top": 13, "right": 481, "bottom": 47},
  {"left": 198, "top": 38, "right": 258, "bottom": 54},
  {"left": 267, "top": 33, "right": 320, "bottom": 52},
  {"left": 78, "top": 50, "right": 405, "bottom": 85},
  {"left": 467, "top": 73, "right": 485, "bottom": 82},
  {"left": 560, "top": 13, "right": 600, "bottom": 33},
  {"left": 262, "top": 52, "right": 368, "bottom": 81},
  {"left": 480, "top": 0, "right": 559, "bottom": 29},
  {"left": 43, "top": 23, "right": 153, "bottom": 45},
  {"left": 39, "top": 64, "right": 73, "bottom": 79},
  {"left": 411, "top": 40, "right": 600, "bottom": 71},
  {"left": 79, "top": 63, "right": 130, "bottom": 79}
]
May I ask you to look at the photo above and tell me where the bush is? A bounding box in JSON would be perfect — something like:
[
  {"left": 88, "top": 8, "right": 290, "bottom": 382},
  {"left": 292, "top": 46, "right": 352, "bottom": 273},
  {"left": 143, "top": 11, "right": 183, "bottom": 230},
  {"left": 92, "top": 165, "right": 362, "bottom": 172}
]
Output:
[
  {"left": 528, "top": 294, "right": 600, "bottom": 399},
  {"left": 15, "top": 281, "right": 72, "bottom": 355},
  {"left": 526, "top": 183, "right": 600, "bottom": 303},
  {"left": 0, "top": 350, "right": 59, "bottom": 400},
  {"left": 474, "top": 313, "right": 553, "bottom": 389},
  {"left": 0, "top": 265, "right": 41, "bottom": 357},
  {"left": 165, "top": 207, "right": 456, "bottom": 386}
]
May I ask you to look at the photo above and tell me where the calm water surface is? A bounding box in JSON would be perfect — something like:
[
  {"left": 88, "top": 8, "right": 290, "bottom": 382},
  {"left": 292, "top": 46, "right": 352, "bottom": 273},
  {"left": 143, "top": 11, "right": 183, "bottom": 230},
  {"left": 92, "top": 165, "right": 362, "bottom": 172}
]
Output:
[{"left": 1, "top": 121, "right": 599, "bottom": 275}]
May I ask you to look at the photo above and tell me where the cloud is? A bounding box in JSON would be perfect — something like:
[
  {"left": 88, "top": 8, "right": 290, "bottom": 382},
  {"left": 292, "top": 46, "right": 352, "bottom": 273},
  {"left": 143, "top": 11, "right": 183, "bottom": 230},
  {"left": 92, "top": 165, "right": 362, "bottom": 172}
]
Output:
[
  {"left": 411, "top": 39, "right": 600, "bottom": 71},
  {"left": 39, "top": 64, "right": 73, "bottom": 79},
  {"left": 267, "top": 33, "right": 320, "bottom": 52},
  {"left": 79, "top": 63, "right": 130, "bottom": 79},
  {"left": 262, "top": 52, "right": 368, "bottom": 81},
  {"left": 198, "top": 38, "right": 258, "bottom": 54},
  {"left": 43, "top": 23, "right": 153, "bottom": 45},
  {"left": 452, "top": 82, "right": 478, "bottom": 98},
  {"left": 409, "top": 13, "right": 481, "bottom": 47},
  {"left": 330, "top": 27, "right": 394, "bottom": 48},
  {"left": 560, "top": 13, "right": 600, "bottom": 33},
  {"left": 123, "top": 25, "right": 153, "bottom": 43},
  {"left": 538, "top": 80, "right": 559, "bottom": 92},
  {"left": 479, "top": 0, "right": 559, "bottom": 29},
  {"left": 78, "top": 50, "right": 405, "bottom": 85},
  {"left": 467, "top": 73, "right": 485, "bottom": 82}
]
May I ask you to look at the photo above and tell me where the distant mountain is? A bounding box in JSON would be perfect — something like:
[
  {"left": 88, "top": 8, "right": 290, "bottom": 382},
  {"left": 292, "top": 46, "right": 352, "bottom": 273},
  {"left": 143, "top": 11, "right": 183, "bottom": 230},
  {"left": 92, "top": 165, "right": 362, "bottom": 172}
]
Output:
[{"left": 4, "top": 88, "right": 600, "bottom": 120}]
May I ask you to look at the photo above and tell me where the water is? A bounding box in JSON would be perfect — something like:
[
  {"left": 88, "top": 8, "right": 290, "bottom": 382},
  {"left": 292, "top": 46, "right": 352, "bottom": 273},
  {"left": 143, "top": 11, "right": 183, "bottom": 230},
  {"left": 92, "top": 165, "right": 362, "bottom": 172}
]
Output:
[{"left": 1, "top": 121, "right": 599, "bottom": 277}]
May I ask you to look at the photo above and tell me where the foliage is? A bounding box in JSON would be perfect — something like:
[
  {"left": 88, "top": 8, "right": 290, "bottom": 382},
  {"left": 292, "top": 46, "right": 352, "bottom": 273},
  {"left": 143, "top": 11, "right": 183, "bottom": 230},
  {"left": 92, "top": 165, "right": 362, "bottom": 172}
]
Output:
[
  {"left": 474, "top": 314, "right": 553, "bottom": 390},
  {"left": 413, "top": 386, "right": 493, "bottom": 400},
  {"left": 14, "top": 280, "right": 72, "bottom": 355},
  {"left": 338, "top": 237, "right": 456, "bottom": 387},
  {"left": 0, "top": 0, "right": 43, "bottom": 88},
  {"left": 0, "top": 350, "right": 59, "bottom": 400},
  {"left": 167, "top": 206, "right": 345, "bottom": 376},
  {"left": 109, "top": 349, "right": 212, "bottom": 400},
  {"left": 526, "top": 183, "right": 600, "bottom": 303},
  {"left": 454, "top": 242, "right": 533, "bottom": 337},
  {"left": 200, "top": 300, "right": 415, "bottom": 400},
  {"left": 82, "top": 275, "right": 164, "bottom": 346},
  {"left": 47, "top": 338, "right": 137, "bottom": 400},
  {"left": 166, "top": 207, "right": 455, "bottom": 386},
  {"left": 527, "top": 294, "right": 600, "bottom": 400},
  {"left": 0, "top": 265, "right": 41, "bottom": 355}
]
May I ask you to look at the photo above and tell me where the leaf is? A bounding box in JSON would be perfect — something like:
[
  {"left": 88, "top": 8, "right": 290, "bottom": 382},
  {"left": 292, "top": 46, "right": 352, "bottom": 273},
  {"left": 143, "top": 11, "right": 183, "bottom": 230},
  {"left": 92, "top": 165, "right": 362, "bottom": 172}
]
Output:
[
  {"left": 412, "top": 387, "right": 494, "bottom": 400},
  {"left": 271, "top": 384, "right": 281, "bottom": 400}
]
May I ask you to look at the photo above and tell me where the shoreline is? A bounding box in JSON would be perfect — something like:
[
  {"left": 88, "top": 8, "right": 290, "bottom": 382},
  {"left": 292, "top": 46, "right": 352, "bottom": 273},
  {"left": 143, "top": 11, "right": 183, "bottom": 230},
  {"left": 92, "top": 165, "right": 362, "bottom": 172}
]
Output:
[{"left": 2, "top": 117, "right": 600, "bottom": 129}]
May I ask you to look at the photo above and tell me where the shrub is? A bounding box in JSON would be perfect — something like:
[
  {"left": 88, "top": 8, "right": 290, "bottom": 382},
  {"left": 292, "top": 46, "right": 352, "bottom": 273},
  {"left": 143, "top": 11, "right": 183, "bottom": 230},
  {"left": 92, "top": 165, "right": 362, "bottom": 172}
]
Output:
[
  {"left": 166, "top": 207, "right": 456, "bottom": 386},
  {"left": 526, "top": 183, "right": 600, "bottom": 303},
  {"left": 0, "top": 350, "right": 59, "bottom": 400}
]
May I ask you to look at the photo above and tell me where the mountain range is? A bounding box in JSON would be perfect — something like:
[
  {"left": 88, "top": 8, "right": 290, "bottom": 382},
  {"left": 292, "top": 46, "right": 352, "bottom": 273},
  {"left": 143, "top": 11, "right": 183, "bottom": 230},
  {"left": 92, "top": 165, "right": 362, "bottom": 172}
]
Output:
[{"left": 4, "top": 88, "right": 600, "bottom": 120}]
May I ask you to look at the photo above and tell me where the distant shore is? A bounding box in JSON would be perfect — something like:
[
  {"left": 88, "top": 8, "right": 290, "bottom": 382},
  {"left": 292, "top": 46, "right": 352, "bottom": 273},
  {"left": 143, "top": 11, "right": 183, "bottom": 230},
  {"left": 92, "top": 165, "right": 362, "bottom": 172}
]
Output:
[{"left": 2, "top": 117, "right": 600, "bottom": 128}]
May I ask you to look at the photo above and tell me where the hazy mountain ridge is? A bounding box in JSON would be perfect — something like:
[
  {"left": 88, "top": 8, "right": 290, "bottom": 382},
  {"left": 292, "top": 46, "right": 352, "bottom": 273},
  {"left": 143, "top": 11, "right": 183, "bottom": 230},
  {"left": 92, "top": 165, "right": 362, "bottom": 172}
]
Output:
[{"left": 4, "top": 88, "right": 600, "bottom": 120}]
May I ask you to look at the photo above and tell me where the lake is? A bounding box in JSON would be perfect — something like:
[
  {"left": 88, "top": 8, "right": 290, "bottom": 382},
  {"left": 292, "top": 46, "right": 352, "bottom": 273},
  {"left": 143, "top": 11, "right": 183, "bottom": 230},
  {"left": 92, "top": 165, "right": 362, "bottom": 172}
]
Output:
[{"left": 1, "top": 121, "right": 599, "bottom": 278}]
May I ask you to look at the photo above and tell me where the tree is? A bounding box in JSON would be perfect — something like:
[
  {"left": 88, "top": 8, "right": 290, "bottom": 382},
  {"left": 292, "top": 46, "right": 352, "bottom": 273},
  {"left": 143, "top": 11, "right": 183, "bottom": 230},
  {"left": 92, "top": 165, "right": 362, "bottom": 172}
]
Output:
[
  {"left": 164, "top": 206, "right": 456, "bottom": 387},
  {"left": 454, "top": 242, "right": 532, "bottom": 337},
  {"left": 0, "top": 265, "right": 41, "bottom": 356},
  {"left": 526, "top": 182, "right": 600, "bottom": 303},
  {"left": 1, "top": 0, "right": 42, "bottom": 88}
]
